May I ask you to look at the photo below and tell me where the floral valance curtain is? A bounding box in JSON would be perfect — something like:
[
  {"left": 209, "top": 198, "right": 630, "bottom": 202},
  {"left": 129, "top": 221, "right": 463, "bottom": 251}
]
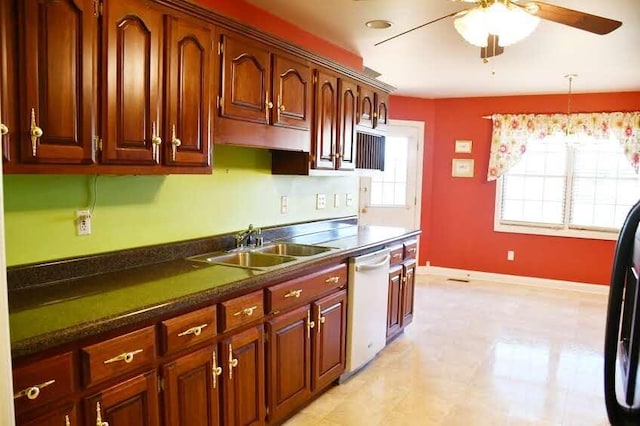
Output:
[{"left": 487, "top": 112, "right": 640, "bottom": 181}]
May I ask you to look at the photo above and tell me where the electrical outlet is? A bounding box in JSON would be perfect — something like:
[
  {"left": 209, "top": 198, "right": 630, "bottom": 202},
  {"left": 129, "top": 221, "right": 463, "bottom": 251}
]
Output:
[
  {"left": 316, "top": 193, "right": 326, "bottom": 209},
  {"left": 507, "top": 250, "right": 515, "bottom": 261},
  {"left": 76, "top": 209, "right": 92, "bottom": 236},
  {"left": 280, "top": 195, "right": 288, "bottom": 214},
  {"left": 333, "top": 193, "right": 340, "bottom": 208},
  {"left": 346, "top": 193, "right": 353, "bottom": 207}
]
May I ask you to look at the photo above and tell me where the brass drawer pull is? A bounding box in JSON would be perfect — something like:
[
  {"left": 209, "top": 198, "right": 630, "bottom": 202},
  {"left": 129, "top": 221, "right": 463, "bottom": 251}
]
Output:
[
  {"left": 96, "top": 401, "right": 109, "bottom": 426},
  {"left": 103, "top": 349, "right": 143, "bottom": 364},
  {"left": 284, "top": 289, "right": 302, "bottom": 299},
  {"left": 392, "top": 253, "right": 403, "bottom": 259},
  {"left": 178, "top": 323, "right": 208, "bottom": 337},
  {"left": 212, "top": 351, "right": 222, "bottom": 389},
  {"left": 233, "top": 305, "right": 258, "bottom": 317},
  {"left": 13, "top": 379, "right": 56, "bottom": 400},
  {"left": 325, "top": 276, "right": 340, "bottom": 284},
  {"left": 306, "top": 310, "right": 315, "bottom": 339},
  {"left": 407, "top": 248, "right": 417, "bottom": 254}
]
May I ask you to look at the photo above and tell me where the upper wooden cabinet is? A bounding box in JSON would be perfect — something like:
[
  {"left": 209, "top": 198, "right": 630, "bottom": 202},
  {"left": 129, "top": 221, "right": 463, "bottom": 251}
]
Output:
[
  {"left": 313, "top": 68, "right": 338, "bottom": 170},
  {"left": 337, "top": 78, "right": 357, "bottom": 171},
  {"left": 0, "top": 0, "right": 16, "bottom": 164},
  {"left": 17, "top": 0, "right": 96, "bottom": 165},
  {"left": 216, "top": 30, "right": 311, "bottom": 151},
  {"left": 164, "top": 15, "right": 213, "bottom": 168},
  {"left": 358, "top": 84, "right": 389, "bottom": 131},
  {"left": 376, "top": 91, "right": 389, "bottom": 130}
]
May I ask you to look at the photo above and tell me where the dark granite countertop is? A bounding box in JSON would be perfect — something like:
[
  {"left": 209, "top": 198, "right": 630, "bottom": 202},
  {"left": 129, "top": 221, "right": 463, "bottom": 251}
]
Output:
[{"left": 9, "top": 224, "right": 420, "bottom": 358}]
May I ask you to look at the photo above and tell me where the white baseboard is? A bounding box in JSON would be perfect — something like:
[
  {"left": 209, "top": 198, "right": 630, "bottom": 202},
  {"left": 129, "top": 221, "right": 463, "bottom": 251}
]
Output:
[{"left": 417, "top": 265, "right": 609, "bottom": 295}]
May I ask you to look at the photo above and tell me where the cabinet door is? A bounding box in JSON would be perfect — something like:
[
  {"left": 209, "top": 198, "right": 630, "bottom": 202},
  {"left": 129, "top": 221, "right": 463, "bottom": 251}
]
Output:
[
  {"left": 313, "top": 69, "right": 338, "bottom": 170},
  {"left": 165, "top": 16, "right": 212, "bottom": 168},
  {"left": 375, "top": 92, "right": 389, "bottom": 130},
  {"left": 0, "top": 0, "right": 15, "bottom": 163},
  {"left": 402, "top": 260, "right": 417, "bottom": 328},
  {"left": 312, "top": 289, "right": 347, "bottom": 392},
  {"left": 266, "top": 305, "right": 312, "bottom": 424},
  {"left": 19, "top": 0, "right": 95, "bottom": 165},
  {"left": 222, "top": 325, "right": 265, "bottom": 426},
  {"left": 272, "top": 54, "right": 311, "bottom": 131},
  {"left": 102, "top": 0, "right": 163, "bottom": 165},
  {"left": 18, "top": 403, "right": 76, "bottom": 426},
  {"left": 85, "top": 371, "right": 160, "bottom": 426},
  {"left": 162, "top": 345, "right": 221, "bottom": 426},
  {"left": 220, "top": 32, "right": 270, "bottom": 125},
  {"left": 357, "top": 85, "right": 375, "bottom": 129},
  {"left": 387, "top": 265, "right": 403, "bottom": 340},
  {"left": 337, "top": 79, "right": 357, "bottom": 171}
]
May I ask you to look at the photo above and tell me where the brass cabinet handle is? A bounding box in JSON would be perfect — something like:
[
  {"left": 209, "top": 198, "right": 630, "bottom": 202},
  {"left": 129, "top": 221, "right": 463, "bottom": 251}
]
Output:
[
  {"left": 306, "top": 310, "right": 315, "bottom": 339},
  {"left": 96, "top": 401, "right": 109, "bottom": 426},
  {"left": 335, "top": 152, "right": 341, "bottom": 159},
  {"left": 284, "top": 289, "right": 302, "bottom": 299},
  {"left": 103, "top": 349, "right": 143, "bottom": 364},
  {"left": 212, "top": 351, "right": 222, "bottom": 389},
  {"left": 402, "top": 276, "right": 407, "bottom": 283},
  {"left": 265, "top": 94, "right": 273, "bottom": 122},
  {"left": 228, "top": 344, "right": 238, "bottom": 380},
  {"left": 278, "top": 104, "right": 286, "bottom": 112},
  {"left": 13, "top": 379, "right": 55, "bottom": 400},
  {"left": 0, "top": 123, "right": 8, "bottom": 136},
  {"left": 178, "top": 323, "right": 208, "bottom": 337},
  {"left": 233, "top": 305, "right": 258, "bottom": 317},
  {"left": 325, "top": 276, "right": 340, "bottom": 284},
  {"left": 392, "top": 253, "right": 403, "bottom": 259},
  {"left": 30, "top": 108, "right": 43, "bottom": 156},
  {"left": 318, "top": 311, "right": 325, "bottom": 335},
  {"left": 407, "top": 248, "right": 417, "bottom": 254},
  {"left": 66, "top": 414, "right": 71, "bottom": 426},
  {"left": 151, "top": 121, "right": 162, "bottom": 162},
  {"left": 266, "top": 101, "right": 274, "bottom": 109},
  {"left": 170, "top": 124, "right": 181, "bottom": 161}
]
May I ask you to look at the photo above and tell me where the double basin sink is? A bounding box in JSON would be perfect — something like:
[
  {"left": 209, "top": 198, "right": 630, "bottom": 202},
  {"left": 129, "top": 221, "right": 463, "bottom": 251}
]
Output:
[{"left": 188, "top": 243, "right": 335, "bottom": 270}]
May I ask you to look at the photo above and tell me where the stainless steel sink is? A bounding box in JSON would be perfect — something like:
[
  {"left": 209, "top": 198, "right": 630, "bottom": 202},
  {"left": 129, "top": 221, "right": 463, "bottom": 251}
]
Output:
[
  {"left": 188, "top": 251, "right": 297, "bottom": 269},
  {"left": 254, "top": 242, "right": 334, "bottom": 257}
]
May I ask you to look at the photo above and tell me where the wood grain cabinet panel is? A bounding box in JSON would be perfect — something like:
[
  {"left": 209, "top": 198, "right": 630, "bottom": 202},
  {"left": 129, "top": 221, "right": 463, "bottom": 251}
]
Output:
[
  {"left": 357, "top": 85, "right": 375, "bottom": 129},
  {"left": 222, "top": 325, "right": 266, "bottom": 426},
  {"left": 160, "top": 305, "right": 217, "bottom": 356},
  {"left": 312, "top": 289, "right": 347, "bottom": 392},
  {"left": 164, "top": 15, "right": 213, "bottom": 167},
  {"left": 272, "top": 54, "right": 311, "bottom": 130},
  {"left": 387, "top": 243, "right": 417, "bottom": 342},
  {"left": 18, "top": 0, "right": 95, "bottom": 165},
  {"left": 85, "top": 371, "right": 160, "bottom": 426},
  {"left": 101, "top": 0, "right": 163, "bottom": 165},
  {"left": 17, "top": 403, "right": 77, "bottom": 426},
  {"left": 402, "top": 259, "right": 417, "bottom": 328},
  {"left": 375, "top": 91, "right": 389, "bottom": 130},
  {"left": 0, "top": 0, "right": 16, "bottom": 164},
  {"left": 337, "top": 78, "right": 357, "bottom": 171},
  {"left": 386, "top": 265, "right": 403, "bottom": 340},
  {"left": 162, "top": 345, "right": 221, "bottom": 426},
  {"left": 313, "top": 69, "right": 338, "bottom": 170}
]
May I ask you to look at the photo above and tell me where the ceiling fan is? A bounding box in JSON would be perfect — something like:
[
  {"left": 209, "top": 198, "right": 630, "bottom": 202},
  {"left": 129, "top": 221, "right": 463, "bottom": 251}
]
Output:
[{"left": 375, "top": 0, "right": 622, "bottom": 61}]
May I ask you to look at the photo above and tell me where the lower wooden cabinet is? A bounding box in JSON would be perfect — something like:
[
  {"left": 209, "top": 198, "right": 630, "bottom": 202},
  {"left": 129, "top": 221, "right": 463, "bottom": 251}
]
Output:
[
  {"left": 18, "top": 403, "right": 77, "bottom": 426},
  {"left": 312, "top": 290, "right": 347, "bottom": 392},
  {"left": 222, "top": 325, "right": 266, "bottom": 426},
  {"left": 162, "top": 345, "right": 221, "bottom": 426},
  {"left": 85, "top": 371, "right": 160, "bottom": 426},
  {"left": 387, "top": 259, "right": 417, "bottom": 341}
]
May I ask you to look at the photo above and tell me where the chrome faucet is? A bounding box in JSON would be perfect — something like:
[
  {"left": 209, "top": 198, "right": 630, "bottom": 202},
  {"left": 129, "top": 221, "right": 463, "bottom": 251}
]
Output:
[{"left": 235, "top": 224, "right": 263, "bottom": 249}]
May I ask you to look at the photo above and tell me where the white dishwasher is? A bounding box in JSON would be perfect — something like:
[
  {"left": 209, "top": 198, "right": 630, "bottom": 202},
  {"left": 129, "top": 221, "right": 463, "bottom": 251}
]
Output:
[{"left": 341, "top": 248, "right": 391, "bottom": 381}]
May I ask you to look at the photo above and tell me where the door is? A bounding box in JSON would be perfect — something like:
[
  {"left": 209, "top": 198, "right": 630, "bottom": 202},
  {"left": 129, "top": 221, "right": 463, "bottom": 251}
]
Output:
[
  {"left": 85, "top": 371, "right": 160, "bottom": 426},
  {"left": 102, "top": 0, "right": 163, "bottom": 165},
  {"left": 386, "top": 265, "right": 403, "bottom": 340},
  {"left": 313, "top": 69, "right": 338, "bottom": 170},
  {"left": 19, "top": 403, "right": 76, "bottom": 426},
  {"left": 0, "top": 0, "right": 15, "bottom": 163},
  {"left": 164, "top": 16, "right": 213, "bottom": 167},
  {"left": 19, "top": 0, "right": 95, "bottom": 165},
  {"left": 272, "top": 54, "right": 310, "bottom": 130},
  {"left": 265, "top": 305, "right": 311, "bottom": 424},
  {"left": 222, "top": 325, "right": 265, "bottom": 426},
  {"left": 219, "top": 32, "right": 270, "bottom": 125},
  {"left": 359, "top": 120, "right": 423, "bottom": 229},
  {"left": 337, "top": 78, "right": 357, "bottom": 171},
  {"left": 402, "top": 260, "right": 416, "bottom": 328},
  {"left": 162, "top": 345, "right": 221, "bottom": 426},
  {"left": 312, "top": 290, "right": 347, "bottom": 392}
]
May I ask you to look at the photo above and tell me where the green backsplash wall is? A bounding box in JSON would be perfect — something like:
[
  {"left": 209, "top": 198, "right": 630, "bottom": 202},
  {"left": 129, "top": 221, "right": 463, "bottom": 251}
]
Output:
[{"left": 3, "top": 146, "right": 359, "bottom": 266}]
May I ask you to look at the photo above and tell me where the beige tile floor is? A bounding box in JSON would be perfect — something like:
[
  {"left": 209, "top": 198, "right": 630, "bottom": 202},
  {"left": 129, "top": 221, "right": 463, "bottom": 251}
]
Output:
[{"left": 285, "top": 274, "right": 610, "bottom": 426}]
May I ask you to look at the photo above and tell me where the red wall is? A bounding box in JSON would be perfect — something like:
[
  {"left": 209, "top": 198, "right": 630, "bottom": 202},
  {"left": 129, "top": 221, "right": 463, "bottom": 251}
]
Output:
[
  {"left": 392, "top": 91, "right": 640, "bottom": 285},
  {"left": 194, "top": 0, "right": 363, "bottom": 71}
]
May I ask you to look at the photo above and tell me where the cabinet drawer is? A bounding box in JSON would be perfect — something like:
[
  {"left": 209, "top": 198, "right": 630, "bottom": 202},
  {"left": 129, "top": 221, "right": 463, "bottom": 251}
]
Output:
[
  {"left": 81, "top": 326, "right": 156, "bottom": 387},
  {"left": 160, "top": 305, "right": 217, "bottom": 356},
  {"left": 219, "top": 290, "right": 264, "bottom": 333},
  {"left": 266, "top": 263, "right": 347, "bottom": 313},
  {"left": 404, "top": 239, "right": 418, "bottom": 260},
  {"left": 389, "top": 244, "right": 404, "bottom": 266},
  {"left": 13, "top": 352, "right": 75, "bottom": 415}
]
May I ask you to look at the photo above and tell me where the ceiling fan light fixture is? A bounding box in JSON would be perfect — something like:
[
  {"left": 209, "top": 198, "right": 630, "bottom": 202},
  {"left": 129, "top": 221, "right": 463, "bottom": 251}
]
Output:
[{"left": 454, "top": 1, "right": 540, "bottom": 47}]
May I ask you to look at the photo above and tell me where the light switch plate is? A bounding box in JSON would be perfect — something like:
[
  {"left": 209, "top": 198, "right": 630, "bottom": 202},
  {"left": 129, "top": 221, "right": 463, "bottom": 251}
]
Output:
[
  {"left": 280, "top": 195, "right": 288, "bottom": 214},
  {"left": 316, "top": 194, "right": 326, "bottom": 209}
]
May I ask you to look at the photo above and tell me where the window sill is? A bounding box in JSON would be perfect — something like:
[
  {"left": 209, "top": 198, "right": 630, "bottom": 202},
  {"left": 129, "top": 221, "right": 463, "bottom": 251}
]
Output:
[{"left": 494, "top": 223, "right": 619, "bottom": 241}]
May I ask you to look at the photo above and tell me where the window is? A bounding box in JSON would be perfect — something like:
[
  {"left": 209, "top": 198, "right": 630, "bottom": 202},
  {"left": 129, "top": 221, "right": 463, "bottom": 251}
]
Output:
[
  {"left": 496, "top": 133, "right": 640, "bottom": 239},
  {"left": 369, "top": 136, "right": 408, "bottom": 207}
]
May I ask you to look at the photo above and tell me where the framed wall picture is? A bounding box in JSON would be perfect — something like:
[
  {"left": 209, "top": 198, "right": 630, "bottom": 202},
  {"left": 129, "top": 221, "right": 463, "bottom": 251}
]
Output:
[
  {"left": 454, "top": 140, "right": 472, "bottom": 154},
  {"left": 452, "top": 159, "right": 474, "bottom": 178}
]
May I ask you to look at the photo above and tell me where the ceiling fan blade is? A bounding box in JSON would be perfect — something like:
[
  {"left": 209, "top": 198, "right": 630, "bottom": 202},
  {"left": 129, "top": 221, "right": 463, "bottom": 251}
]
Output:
[
  {"left": 374, "top": 10, "right": 465, "bottom": 46},
  {"left": 481, "top": 34, "right": 504, "bottom": 60},
  {"left": 526, "top": 1, "right": 622, "bottom": 35}
]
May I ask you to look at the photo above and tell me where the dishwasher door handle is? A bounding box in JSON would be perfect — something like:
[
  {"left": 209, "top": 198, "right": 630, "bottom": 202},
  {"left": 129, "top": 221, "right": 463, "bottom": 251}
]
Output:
[{"left": 355, "top": 254, "right": 391, "bottom": 272}]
